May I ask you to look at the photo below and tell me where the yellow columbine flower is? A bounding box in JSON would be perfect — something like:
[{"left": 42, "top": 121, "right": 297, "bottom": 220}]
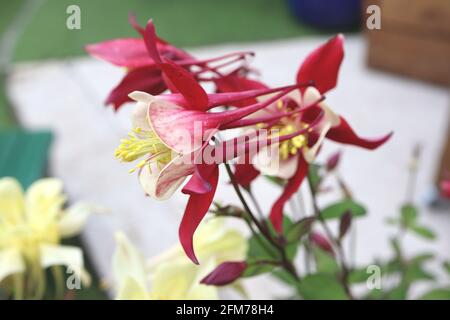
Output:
[
  {"left": 113, "top": 218, "right": 247, "bottom": 300},
  {"left": 0, "top": 177, "right": 92, "bottom": 299}
]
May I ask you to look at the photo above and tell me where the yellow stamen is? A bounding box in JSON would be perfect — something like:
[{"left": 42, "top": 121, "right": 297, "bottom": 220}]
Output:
[
  {"left": 270, "top": 121, "right": 308, "bottom": 161},
  {"left": 115, "top": 127, "right": 172, "bottom": 173}
]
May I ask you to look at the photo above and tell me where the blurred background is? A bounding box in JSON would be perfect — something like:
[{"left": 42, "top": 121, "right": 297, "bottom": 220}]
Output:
[{"left": 0, "top": 0, "right": 449, "bottom": 299}]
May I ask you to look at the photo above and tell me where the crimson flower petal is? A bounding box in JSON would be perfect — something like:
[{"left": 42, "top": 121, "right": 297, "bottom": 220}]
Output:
[
  {"left": 296, "top": 34, "right": 344, "bottom": 94},
  {"left": 214, "top": 73, "right": 268, "bottom": 107},
  {"left": 85, "top": 38, "right": 154, "bottom": 68},
  {"left": 106, "top": 66, "right": 165, "bottom": 110},
  {"left": 160, "top": 59, "right": 209, "bottom": 110},
  {"left": 179, "top": 164, "right": 219, "bottom": 264},
  {"left": 144, "top": 19, "right": 208, "bottom": 110},
  {"left": 270, "top": 156, "right": 308, "bottom": 233},
  {"left": 200, "top": 261, "right": 247, "bottom": 286},
  {"left": 182, "top": 165, "right": 212, "bottom": 195},
  {"left": 326, "top": 116, "right": 393, "bottom": 150},
  {"left": 234, "top": 163, "right": 260, "bottom": 188},
  {"left": 128, "top": 13, "right": 145, "bottom": 36}
]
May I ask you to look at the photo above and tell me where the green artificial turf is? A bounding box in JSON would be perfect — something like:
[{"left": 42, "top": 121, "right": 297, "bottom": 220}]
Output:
[{"left": 13, "top": 0, "right": 319, "bottom": 61}]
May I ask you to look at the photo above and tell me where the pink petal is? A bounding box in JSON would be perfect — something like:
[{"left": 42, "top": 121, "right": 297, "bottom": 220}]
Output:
[
  {"left": 148, "top": 99, "right": 220, "bottom": 154},
  {"left": 296, "top": 34, "right": 344, "bottom": 94},
  {"left": 200, "top": 261, "right": 247, "bottom": 286},
  {"left": 85, "top": 38, "right": 154, "bottom": 68},
  {"left": 270, "top": 156, "right": 308, "bottom": 233},
  {"left": 179, "top": 164, "right": 219, "bottom": 264},
  {"left": 106, "top": 66, "right": 165, "bottom": 110},
  {"left": 326, "top": 116, "right": 393, "bottom": 150}
]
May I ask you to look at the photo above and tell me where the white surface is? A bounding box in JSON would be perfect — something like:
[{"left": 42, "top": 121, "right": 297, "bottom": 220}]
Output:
[{"left": 8, "top": 35, "right": 450, "bottom": 299}]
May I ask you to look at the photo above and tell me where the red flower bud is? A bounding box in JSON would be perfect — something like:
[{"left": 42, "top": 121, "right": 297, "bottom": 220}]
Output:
[
  {"left": 310, "top": 232, "right": 334, "bottom": 256},
  {"left": 326, "top": 151, "right": 341, "bottom": 171},
  {"left": 200, "top": 261, "right": 247, "bottom": 286}
]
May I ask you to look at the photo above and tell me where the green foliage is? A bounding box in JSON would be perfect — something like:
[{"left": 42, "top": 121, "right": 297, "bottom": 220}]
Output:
[
  {"left": 321, "top": 199, "right": 367, "bottom": 220},
  {"left": 409, "top": 225, "right": 436, "bottom": 240},
  {"left": 297, "top": 274, "right": 348, "bottom": 300},
  {"left": 443, "top": 261, "right": 450, "bottom": 275},
  {"left": 390, "top": 204, "right": 436, "bottom": 240},
  {"left": 419, "top": 288, "right": 450, "bottom": 300},
  {"left": 313, "top": 247, "right": 339, "bottom": 274},
  {"left": 242, "top": 262, "right": 276, "bottom": 278},
  {"left": 285, "top": 217, "right": 315, "bottom": 244}
]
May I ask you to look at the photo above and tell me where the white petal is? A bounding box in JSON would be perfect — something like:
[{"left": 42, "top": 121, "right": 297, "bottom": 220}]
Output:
[
  {"left": 302, "top": 86, "right": 322, "bottom": 105},
  {"left": 129, "top": 91, "right": 154, "bottom": 103},
  {"left": 25, "top": 178, "right": 65, "bottom": 221},
  {"left": 0, "top": 249, "right": 25, "bottom": 283},
  {"left": 113, "top": 232, "right": 148, "bottom": 297},
  {"left": 116, "top": 276, "right": 150, "bottom": 300},
  {"left": 252, "top": 145, "right": 298, "bottom": 179},
  {"left": 131, "top": 98, "right": 153, "bottom": 131},
  {"left": 303, "top": 105, "right": 340, "bottom": 163},
  {"left": 150, "top": 259, "right": 218, "bottom": 300},
  {"left": 40, "top": 244, "right": 83, "bottom": 278},
  {"left": 58, "top": 203, "right": 92, "bottom": 238},
  {"left": 0, "top": 177, "right": 25, "bottom": 224},
  {"left": 139, "top": 156, "right": 193, "bottom": 200}
]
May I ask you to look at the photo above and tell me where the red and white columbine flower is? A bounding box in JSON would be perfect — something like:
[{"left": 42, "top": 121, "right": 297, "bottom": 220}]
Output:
[
  {"left": 86, "top": 17, "right": 253, "bottom": 109},
  {"left": 234, "top": 35, "right": 393, "bottom": 233},
  {"left": 115, "top": 83, "right": 313, "bottom": 263}
]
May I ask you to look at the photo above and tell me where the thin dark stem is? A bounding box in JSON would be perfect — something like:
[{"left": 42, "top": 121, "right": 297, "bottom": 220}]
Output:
[
  {"left": 307, "top": 174, "right": 354, "bottom": 300},
  {"left": 224, "top": 163, "right": 300, "bottom": 281},
  {"left": 246, "top": 187, "right": 265, "bottom": 221}
]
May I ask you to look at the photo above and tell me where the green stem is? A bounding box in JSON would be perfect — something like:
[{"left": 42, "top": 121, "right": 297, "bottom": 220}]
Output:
[
  {"left": 307, "top": 174, "right": 354, "bottom": 299},
  {"left": 224, "top": 163, "right": 300, "bottom": 281}
]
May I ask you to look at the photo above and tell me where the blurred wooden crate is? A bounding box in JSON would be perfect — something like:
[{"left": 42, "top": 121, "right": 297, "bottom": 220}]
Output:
[{"left": 364, "top": 0, "right": 450, "bottom": 87}]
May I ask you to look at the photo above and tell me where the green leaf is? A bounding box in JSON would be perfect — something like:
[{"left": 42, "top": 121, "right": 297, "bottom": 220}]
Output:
[
  {"left": 419, "top": 287, "right": 450, "bottom": 300},
  {"left": 272, "top": 269, "right": 298, "bottom": 287},
  {"left": 410, "top": 225, "right": 436, "bottom": 240},
  {"left": 314, "top": 247, "right": 339, "bottom": 274},
  {"left": 297, "top": 274, "right": 348, "bottom": 300},
  {"left": 242, "top": 262, "right": 276, "bottom": 278},
  {"left": 247, "top": 234, "right": 277, "bottom": 261},
  {"left": 321, "top": 199, "right": 367, "bottom": 220},
  {"left": 411, "top": 253, "right": 434, "bottom": 264},
  {"left": 386, "top": 283, "right": 408, "bottom": 300},
  {"left": 443, "top": 261, "right": 450, "bottom": 275},
  {"left": 400, "top": 204, "right": 418, "bottom": 227},
  {"left": 404, "top": 263, "right": 435, "bottom": 283},
  {"left": 286, "top": 217, "right": 315, "bottom": 243},
  {"left": 348, "top": 267, "right": 370, "bottom": 284}
]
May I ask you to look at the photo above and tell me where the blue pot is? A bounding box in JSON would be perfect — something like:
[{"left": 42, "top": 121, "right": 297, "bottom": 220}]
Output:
[{"left": 287, "top": 0, "right": 362, "bottom": 30}]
